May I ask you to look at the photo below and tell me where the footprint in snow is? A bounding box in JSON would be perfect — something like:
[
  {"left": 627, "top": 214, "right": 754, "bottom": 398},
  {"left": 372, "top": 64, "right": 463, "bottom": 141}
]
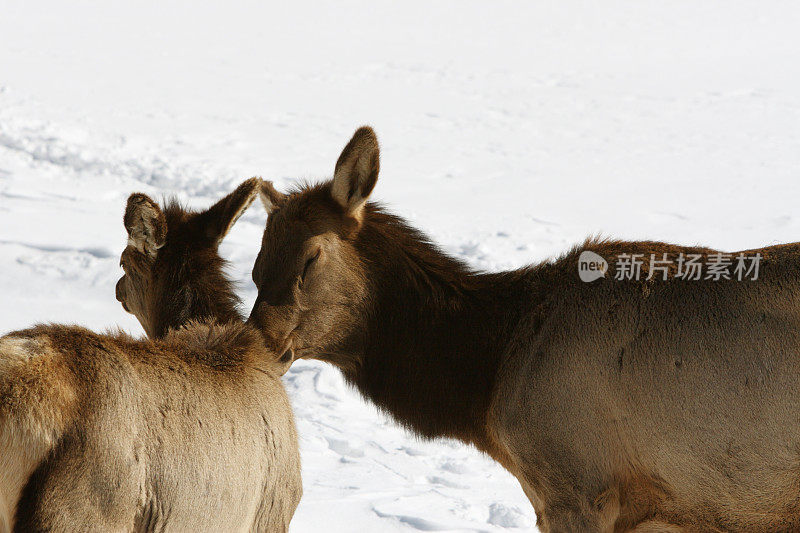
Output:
[
  {"left": 373, "top": 508, "right": 451, "bottom": 531},
  {"left": 440, "top": 460, "right": 471, "bottom": 475},
  {"left": 427, "top": 475, "right": 468, "bottom": 489},
  {"left": 325, "top": 437, "right": 365, "bottom": 458},
  {"left": 487, "top": 503, "right": 531, "bottom": 529},
  {"left": 401, "top": 445, "right": 427, "bottom": 456}
]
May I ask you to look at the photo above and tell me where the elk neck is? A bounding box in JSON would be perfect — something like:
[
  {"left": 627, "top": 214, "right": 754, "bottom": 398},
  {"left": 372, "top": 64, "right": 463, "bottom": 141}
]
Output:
[
  {"left": 336, "top": 205, "right": 538, "bottom": 452},
  {"left": 151, "top": 253, "right": 244, "bottom": 338}
]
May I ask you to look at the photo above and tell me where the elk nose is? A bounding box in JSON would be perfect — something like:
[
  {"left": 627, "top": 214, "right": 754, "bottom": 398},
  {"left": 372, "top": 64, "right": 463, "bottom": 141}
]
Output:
[
  {"left": 115, "top": 278, "right": 124, "bottom": 302},
  {"left": 115, "top": 279, "right": 130, "bottom": 312}
]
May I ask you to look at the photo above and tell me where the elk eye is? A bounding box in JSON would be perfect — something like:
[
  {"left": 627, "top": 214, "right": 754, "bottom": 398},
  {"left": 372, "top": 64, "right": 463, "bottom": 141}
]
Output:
[{"left": 300, "top": 249, "right": 321, "bottom": 283}]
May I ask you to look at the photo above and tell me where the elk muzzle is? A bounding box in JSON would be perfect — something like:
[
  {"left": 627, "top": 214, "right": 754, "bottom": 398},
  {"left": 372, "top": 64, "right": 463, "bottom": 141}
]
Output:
[
  {"left": 115, "top": 278, "right": 130, "bottom": 312},
  {"left": 247, "top": 300, "right": 300, "bottom": 363}
]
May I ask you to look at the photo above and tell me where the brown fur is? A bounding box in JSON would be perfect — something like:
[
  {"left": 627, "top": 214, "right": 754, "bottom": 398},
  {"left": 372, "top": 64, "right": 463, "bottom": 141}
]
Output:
[
  {"left": 249, "top": 127, "right": 800, "bottom": 532},
  {"left": 117, "top": 183, "right": 252, "bottom": 338},
  {"left": 1, "top": 179, "right": 301, "bottom": 532}
]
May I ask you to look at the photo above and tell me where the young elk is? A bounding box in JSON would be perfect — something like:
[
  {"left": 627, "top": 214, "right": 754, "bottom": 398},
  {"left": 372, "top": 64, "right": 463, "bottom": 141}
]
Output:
[
  {"left": 0, "top": 179, "right": 301, "bottom": 533},
  {"left": 250, "top": 127, "right": 800, "bottom": 533}
]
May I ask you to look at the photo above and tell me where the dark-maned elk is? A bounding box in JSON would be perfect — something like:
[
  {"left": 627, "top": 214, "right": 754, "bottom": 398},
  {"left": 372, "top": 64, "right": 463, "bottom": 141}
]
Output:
[
  {"left": 249, "top": 127, "right": 800, "bottom": 532},
  {"left": 0, "top": 179, "right": 301, "bottom": 532}
]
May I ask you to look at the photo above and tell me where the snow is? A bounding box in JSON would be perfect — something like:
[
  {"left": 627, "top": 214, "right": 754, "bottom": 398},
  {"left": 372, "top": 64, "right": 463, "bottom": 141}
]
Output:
[{"left": 2, "top": 1, "right": 799, "bottom": 531}]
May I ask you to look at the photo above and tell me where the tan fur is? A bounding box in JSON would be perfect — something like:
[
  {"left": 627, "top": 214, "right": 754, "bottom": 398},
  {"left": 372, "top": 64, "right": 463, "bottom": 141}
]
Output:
[
  {"left": 0, "top": 335, "right": 77, "bottom": 533},
  {"left": 249, "top": 128, "right": 800, "bottom": 532},
  {"left": 1, "top": 179, "right": 301, "bottom": 532},
  {"left": 2, "top": 324, "right": 299, "bottom": 533}
]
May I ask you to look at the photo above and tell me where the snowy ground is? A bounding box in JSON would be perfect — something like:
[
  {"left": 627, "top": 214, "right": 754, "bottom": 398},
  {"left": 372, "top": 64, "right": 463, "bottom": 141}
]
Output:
[{"left": 2, "top": 1, "right": 800, "bottom": 531}]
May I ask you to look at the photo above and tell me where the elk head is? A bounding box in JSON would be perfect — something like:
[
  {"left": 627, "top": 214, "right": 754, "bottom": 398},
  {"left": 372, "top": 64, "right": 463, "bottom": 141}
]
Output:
[
  {"left": 117, "top": 178, "right": 261, "bottom": 338},
  {"left": 248, "top": 127, "right": 380, "bottom": 368}
]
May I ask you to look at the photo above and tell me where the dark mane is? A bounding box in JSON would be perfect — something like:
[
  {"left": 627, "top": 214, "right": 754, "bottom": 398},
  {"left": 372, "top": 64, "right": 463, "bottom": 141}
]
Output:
[
  {"left": 293, "top": 182, "right": 532, "bottom": 292},
  {"left": 359, "top": 203, "right": 484, "bottom": 295}
]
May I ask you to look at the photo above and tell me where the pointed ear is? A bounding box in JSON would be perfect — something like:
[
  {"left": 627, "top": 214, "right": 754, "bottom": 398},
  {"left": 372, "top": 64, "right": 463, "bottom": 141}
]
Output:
[
  {"left": 331, "top": 126, "right": 380, "bottom": 217},
  {"left": 124, "top": 193, "right": 167, "bottom": 258},
  {"left": 200, "top": 177, "right": 261, "bottom": 244},
  {"left": 259, "top": 180, "right": 287, "bottom": 214}
]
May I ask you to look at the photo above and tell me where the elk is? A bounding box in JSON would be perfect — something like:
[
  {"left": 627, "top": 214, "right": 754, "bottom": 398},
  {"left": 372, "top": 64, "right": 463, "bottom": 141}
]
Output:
[
  {"left": 0, "top": 178, "right": 301, "bottom": 532},
  {"left": 249, "top": 127, "right": 800, "bottom": 532}
]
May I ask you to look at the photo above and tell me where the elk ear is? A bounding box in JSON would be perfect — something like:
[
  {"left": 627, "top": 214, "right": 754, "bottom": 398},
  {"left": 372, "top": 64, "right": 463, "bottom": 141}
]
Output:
[
  {"left": 124, "top": 193, "right": 166, "bottom": 258},
  {"left": 259, "top": 180, "right": 286, "bottom": 214},
  {"left": 331, "top": 126, "right": 380, "bottom": 217},
  {"left": 200, "top": 177, "right": 261, "bottom": 244}
]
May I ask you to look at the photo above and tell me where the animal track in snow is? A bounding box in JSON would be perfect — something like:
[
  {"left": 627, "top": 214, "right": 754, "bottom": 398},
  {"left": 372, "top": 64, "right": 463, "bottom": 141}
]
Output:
[
  {"left": 487, "top": 504, "right": 530, "bottom": 529},
  {"left": 427, "top": 475, "right": 468, "bottom": 489},
  {"left": 440, "top": 460, "right": 472, "bottom": 475},
  {"left": 325, "top": 437, "right": 366, "bottom": 458},
  {"left": 372, "top": 508, "right": 453, "bottom": 532}
]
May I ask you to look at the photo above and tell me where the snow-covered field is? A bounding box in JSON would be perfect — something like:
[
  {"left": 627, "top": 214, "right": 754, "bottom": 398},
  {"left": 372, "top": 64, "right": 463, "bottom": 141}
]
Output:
[{"left": 2, "top": 1, "right": 799, "bottom": 531}]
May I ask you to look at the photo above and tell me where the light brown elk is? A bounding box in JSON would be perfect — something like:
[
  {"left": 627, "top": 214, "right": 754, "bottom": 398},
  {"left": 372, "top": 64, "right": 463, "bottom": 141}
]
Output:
[
  {"left": 0, "top": 179, "right": 301, "bottom": 532},
  {"left": 249, "top": 126, "right": 800, "bottom": 532}
]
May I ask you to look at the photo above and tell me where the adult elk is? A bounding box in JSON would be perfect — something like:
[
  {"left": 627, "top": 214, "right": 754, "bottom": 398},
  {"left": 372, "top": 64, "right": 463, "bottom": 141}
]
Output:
[
  {"left": 249, "top": 127, "right": 800, "bottom": 532},
  {"left": 0, "top": 179, "right": 301, "bottom": 532}
]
